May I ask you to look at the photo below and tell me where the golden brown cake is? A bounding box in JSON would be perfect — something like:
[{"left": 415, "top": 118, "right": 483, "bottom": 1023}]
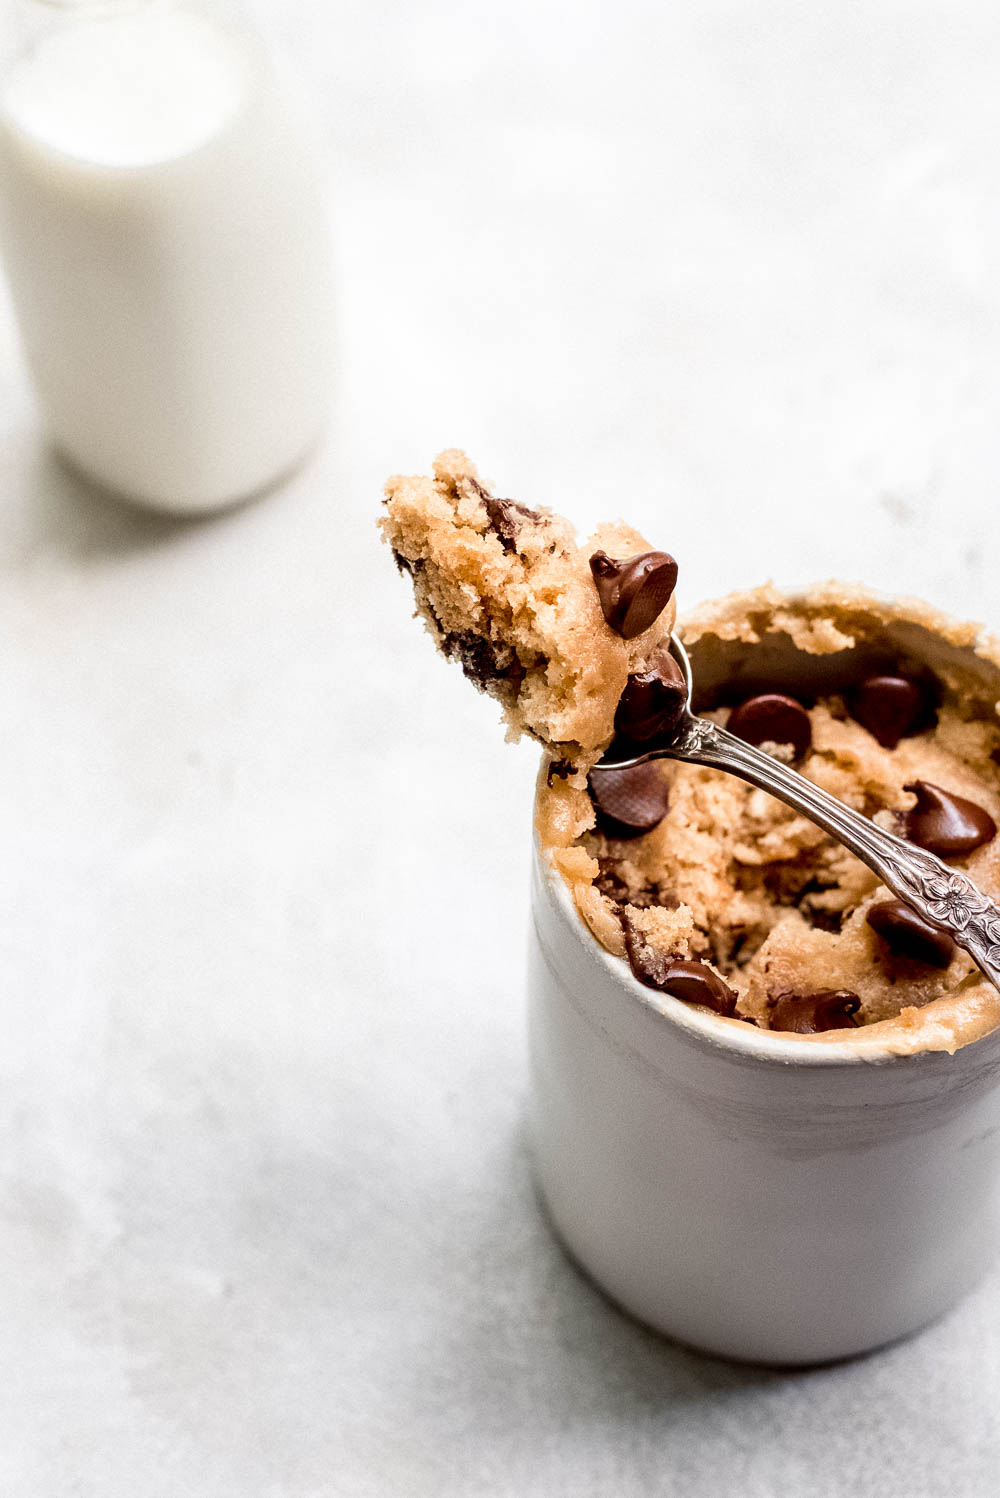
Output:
[{"left": 380, "top": 450, "right": 679, "bottom": 772}]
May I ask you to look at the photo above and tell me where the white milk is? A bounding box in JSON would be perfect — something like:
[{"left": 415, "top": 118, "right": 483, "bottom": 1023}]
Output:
[{"left": 0, "top": 2, "right": 332, "bottom": 513}]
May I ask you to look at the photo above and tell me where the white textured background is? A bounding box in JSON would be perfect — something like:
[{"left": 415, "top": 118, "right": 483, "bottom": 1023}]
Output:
[{"left": 3, "top": 2, "right": 1000, "bottom": 1493}]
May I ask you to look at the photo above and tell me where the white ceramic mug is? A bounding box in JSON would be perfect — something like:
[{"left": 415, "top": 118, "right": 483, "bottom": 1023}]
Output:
[{"left": 527, "top": 594, "right": 1000, "bottom": 1364}]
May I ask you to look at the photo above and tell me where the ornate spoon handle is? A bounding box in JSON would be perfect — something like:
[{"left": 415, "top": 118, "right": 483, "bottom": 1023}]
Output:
[{"left": 665, "top": 716, "right": 1000, "bottom": 990}]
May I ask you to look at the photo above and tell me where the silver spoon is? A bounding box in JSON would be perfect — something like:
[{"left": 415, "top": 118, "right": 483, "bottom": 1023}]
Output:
[{"left": 590, "top": 633, "right": 1000, "bottom": 990}]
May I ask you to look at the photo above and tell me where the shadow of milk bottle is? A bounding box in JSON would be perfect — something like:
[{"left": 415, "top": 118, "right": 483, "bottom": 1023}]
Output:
[{"left": 0, "top": 0, "right": 333, "bottom": 514}]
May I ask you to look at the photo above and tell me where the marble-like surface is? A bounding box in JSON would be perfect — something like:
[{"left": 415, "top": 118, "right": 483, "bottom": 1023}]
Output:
[{"left": 3, "top": 1, "right": 1000, "bottom": 1492}]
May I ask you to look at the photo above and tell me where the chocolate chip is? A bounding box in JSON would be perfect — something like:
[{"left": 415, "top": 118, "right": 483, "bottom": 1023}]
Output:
[
  {"left": 589, "top": 549, "right": 678, "bottom": 639},
  {"left": 594, "top": 861, "right": 632, "bottom": 905},
  {"left": 440, "top": 631, "right": 524, "bottom": 693},
  {"left": 595, "top": 860, "right": 674, "bottom": 909},
  {"left": 587, "top": 760, "right": 670, "bottom": 838},
  {"left": 480, "top": 493, "right": 541, "bottom": 552},
  {"left": 849, "top": 673, "right": 933, "bottom": 749},
  {"left": 622, "top": 918, "right": 737, "bottom": 1016},
  {"left": 866, "top": 899, "right": 954, "bottom": 968},
  {"left": 901, "top": 780, "right": 997, "bottom": 858},
  {"left": 546, "top": 758, "right": 572, "bottom": 787},
  {"left": 392, "top": 548, "right": 424, "bottom": 577},
  {"left": 800, "top": 904, "right": 844, "bottom": 934},
  {"left": 767, "top": 991, "right": 861, "bottom": 1033},
  {"left": 726, "top": 693, "right": 812, "bottom": 758},
  {"left": 613, "top": 649, "right": 688, "bottom": 742},
  {"left": 653, "top": 960, "right": 739, "bottom": 1015},
  {"left": 632, "top": 886, "right": 676, "bottom": 911}
]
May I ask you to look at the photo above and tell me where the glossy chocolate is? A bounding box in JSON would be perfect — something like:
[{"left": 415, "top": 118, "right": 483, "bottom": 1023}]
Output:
[
  {"left": 727, "top": 693, "right": 812, "bottom": 759},
  {"left": 866, "top": 898, "right": 954, "bottom": 968},
  {"left": 589, "top": 549, "right": 678, "bottom": 640},
  {"left": 902, "top": 780, "right": 997, "bottom": 858},
  {"left": 440, "top": 629, "right": 524, "bottom": 692},
  {"left": 613, "top": 649, "right": 688, "bottom": 742},
  {"left": 622, "top": 919, "right": 737, "bottom": 1016},
  {"left": 849, "top": 673, "right": 932, "bottom": 749},
  {"left": 480, "top": 492, "right": 542, "bottom": 551},
  {"left": 588, "top": 760, "right": 671, "bottom": 838},
  {"left": 767, "top": 990, "right": 861, "bottom": 1033}
]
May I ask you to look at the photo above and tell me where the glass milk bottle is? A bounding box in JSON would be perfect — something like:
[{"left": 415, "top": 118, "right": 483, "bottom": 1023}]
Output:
[{"left": 0, "top": 0, "right": 333, "bottom": 514}]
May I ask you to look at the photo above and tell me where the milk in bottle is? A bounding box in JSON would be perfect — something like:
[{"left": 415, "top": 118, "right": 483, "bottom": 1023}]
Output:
[{"left": 0, "top": 0, "right": 333, "bottom": 513}]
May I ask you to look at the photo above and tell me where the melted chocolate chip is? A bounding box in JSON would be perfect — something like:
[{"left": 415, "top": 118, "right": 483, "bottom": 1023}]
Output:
[
  {"left": 634, "top": 886, "right": 676, "bottom": 911},
  {"left": 654, "top": 960, "right": 739, "bottom": 1015},
  {"left": 546, "top": 758, "right": 572, "bottom": 787},
  {"left": 866, "top": 899, "right": 954, "bottom": 968},
  {"left": 589, "top": 549, "right": 678, "bottom": 639},
  {"left": 440, "top": 631, "right": 524, "bottom": 693},
  {"left": 594, "top": 862, "right": 631, "bottom": 905},
  {"left": 587, "top": 760, "right": 671, "bottom": 838},
  {"left": 849, "top": 673, "right": 934, "bottom": 749},
  {"left": 480, "top": 494, "right": 542, "bottom": 552},
  {"left": 802, "top": 907, "right": 844, "bottom": 934},
  {"left": 614, "top": 649, "right": 688, "bottom": 742},
  {"left": 595, "top": 860, "right": 674, "bottom": 909},
  {"left": 726, "top": 693, "right": 812, "bottom": 759},
  {"left": 622, "top": 919, "right": 737, "bottom": 1016},
  {"left": 392, "top": 549, "right": 424, "bottom": 577},
  {"left": 767, "top": 990, "right": 861, "bottom": 1034},
  {"left": 901, "top": 780, "right": 997, "bottom": 858}
]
